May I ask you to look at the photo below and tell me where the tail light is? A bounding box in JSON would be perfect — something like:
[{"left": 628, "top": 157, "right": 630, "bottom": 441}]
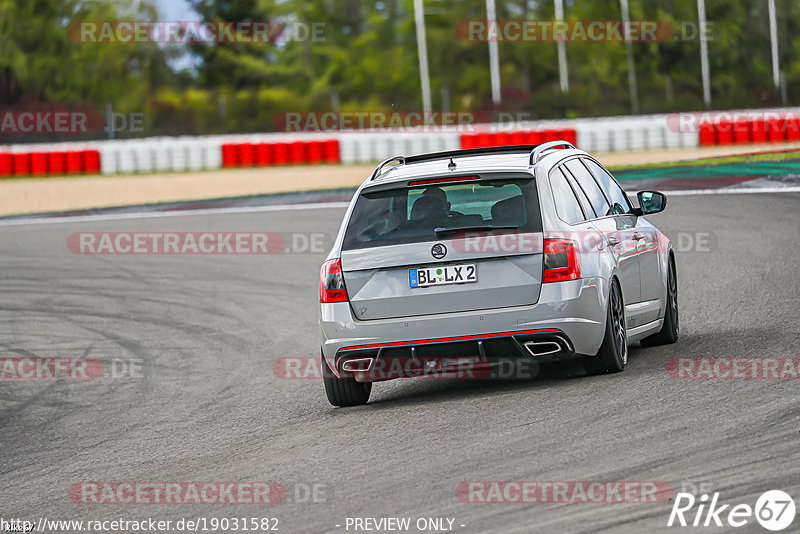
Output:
[
  {"left": 542, "top": 239, "right": 581, "bottom": 283},
  {"left": 320, "top": 258, "right": 348, "bottom": 302}
]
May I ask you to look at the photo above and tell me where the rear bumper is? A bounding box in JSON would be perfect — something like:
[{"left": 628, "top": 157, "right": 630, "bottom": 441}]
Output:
[
  {"left": 335, "top": 329, "right": 578, "bottom": 382},
  {"left": 320, "top": 277, "right": 608, "bottom": 379}
]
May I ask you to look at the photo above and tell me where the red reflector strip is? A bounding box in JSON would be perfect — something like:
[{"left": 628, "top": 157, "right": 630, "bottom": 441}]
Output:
[
  {"left": 340, "top": 328, "right": 561, "bottom": 352},
  {"left": 408, "top": 175, "right": 480, "bottom": 187}
]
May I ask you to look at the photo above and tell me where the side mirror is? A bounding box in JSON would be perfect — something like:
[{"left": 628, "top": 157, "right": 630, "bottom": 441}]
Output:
[{"left": 632, "top": 191, "right": 667, "bottom": 216}]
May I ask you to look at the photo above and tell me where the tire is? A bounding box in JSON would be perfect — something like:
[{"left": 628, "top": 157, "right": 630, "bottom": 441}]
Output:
[
  {"left": 640, "top": 256, "right": 679, "bottom": 347},
  {"left": 584, "top": 279, "right": 627, "bottom": 375},
  {"left": 321, "top": 351, "right": 371, "bottom": 407}
]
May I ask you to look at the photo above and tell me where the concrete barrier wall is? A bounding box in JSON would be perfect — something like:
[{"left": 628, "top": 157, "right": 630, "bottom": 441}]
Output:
[{"left": 2, "top": 107, "right": 799, "bottom": 176}]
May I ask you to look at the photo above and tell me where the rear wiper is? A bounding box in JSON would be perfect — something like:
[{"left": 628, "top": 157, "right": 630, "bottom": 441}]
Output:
[{"left": 434, "top": 224, "right": 519, "bottom": 236}]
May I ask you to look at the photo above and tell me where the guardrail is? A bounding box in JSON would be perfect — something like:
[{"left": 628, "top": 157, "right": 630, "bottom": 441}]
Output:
[{"left": 2, "top": 107, "right": 799, "bottom": 177}]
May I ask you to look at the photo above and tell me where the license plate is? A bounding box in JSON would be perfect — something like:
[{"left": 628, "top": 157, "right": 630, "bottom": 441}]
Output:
[{"left": 409, "top": 264, "right": 477, "bottom": 288}]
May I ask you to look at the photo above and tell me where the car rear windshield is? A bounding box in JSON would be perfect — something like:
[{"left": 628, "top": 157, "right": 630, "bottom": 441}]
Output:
[{"left": 342, "top": 177, "right": 542, "bottom": 250}]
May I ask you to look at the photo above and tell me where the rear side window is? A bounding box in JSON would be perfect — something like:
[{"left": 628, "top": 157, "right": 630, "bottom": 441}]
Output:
[
  {"left": 342, "top": 178, "right": 542, "bottom": 250},
  {"left": 549, "top": 169, "right": 585, "bottom": 224},
  {"left": 565, "top": 170, "right": 597, "bottom": 218},
  {"left": 564, "top": 160, "right": 611, "bottom": 217},
  {"left": 583, "top": 159, "right": 631, "bottom": 215}
]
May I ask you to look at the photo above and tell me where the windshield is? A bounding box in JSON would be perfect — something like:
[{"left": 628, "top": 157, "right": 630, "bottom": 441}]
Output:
[{"left": 342, "top": 178, "right": 542, "bottom": 250}]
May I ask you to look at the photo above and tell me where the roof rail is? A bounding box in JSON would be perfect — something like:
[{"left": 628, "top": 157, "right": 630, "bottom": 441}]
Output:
[
  {"left": 529, "top": 140, "right": 576, "bottom": 165},
  {"left": 370, "top": 155, "right": 406, "bottom": 180}
]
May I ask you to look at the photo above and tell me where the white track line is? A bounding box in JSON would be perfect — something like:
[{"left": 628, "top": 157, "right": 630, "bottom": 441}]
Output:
[
  {"left": 2, "top": 186, "right": 800, "bottom": 227},
  {"left": 663, "top": 186, "right": 800, "bottom": 196},
  {"left": 0, "top": 201, "right": 351, "bottom": 226}
]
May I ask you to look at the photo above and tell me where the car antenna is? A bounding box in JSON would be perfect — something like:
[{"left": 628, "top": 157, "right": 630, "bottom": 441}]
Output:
[{"left": 448, "top": 157, "right": 456, "bottom": 170}]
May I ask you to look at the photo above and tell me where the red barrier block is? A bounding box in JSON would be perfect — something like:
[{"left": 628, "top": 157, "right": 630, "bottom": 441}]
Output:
[
  {"left": 767, "top": 118, "right": 785, "bottom": 142},
  {"left": 272, "top": 142, "right": 289, "bottom": 165},
  {"left": 84, "top": 150, "right": 100, "bottom": 173},
  {"left": 460, "top": 134, "right": 477, "bottom": 149},
  {"left": 509, "top": 131, "right": 525, "bottom": 145},
  {"left": 493, "top": 132, "right": 511, "bottom": 146},
  {"left": 221, "top": 144, "right": 238, "bottom": 167},
  {"left": 733, "top": 119, "right": 750, "bottom": 144},
  {"left": 525, "top": 131, "right": 544, "bottom": 145},
  {"left": 716, "top": 120, "right": 733, "bottom": 145},
  {"left": 288, "top": 141, "right": 307, "bottom": 164},
  {"left": 786, "top": 118, "right": 800, "bottom": 141},
  {"left": 238, "top": 143, "right": 255, "bottom": 167},
  {"left": 30, "top": 152, "right": 48, "bottom": 176},
  {"left": 65, "top": 151, "right": 84, "bottom": 174},
  {"left": 322, "top": 139, "right": 340, "bottom": 163},
  {"left": 307, "top": 140, "right": 323, "bottom": 164},
  {"left": 48, "top": 151, "right": 66, "bottom": 175},
  {"left": 698, "top": 122, "right": 715, "bottom": 145},
  {"left": 256, "top": 143, "right": 273, "bottom": 166},
  {"left": 474, "top": 133, "right": 491, "bottom": 148},
  {"left": 750, "top": 119, "right": 766, "bottom": 143},
  {"left": 558, "top": 128, "right": 577, "bottom": 145},
  {"left": 540, "top": 129, "right": 559, "bottom": 143},
  {"left": 12, "top": 153, "right": 31, "bottom": 176},
  {"left": 0, "top": 153, "right": 12, "bottom": 177}
]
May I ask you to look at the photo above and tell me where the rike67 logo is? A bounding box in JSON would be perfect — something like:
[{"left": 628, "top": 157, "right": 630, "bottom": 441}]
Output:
[{"left": 668, "top": 490, "right": 796, "bottom": 531}]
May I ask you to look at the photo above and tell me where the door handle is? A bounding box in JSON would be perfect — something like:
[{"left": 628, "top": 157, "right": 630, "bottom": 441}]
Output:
[
  {"left": 607, "top": 236, "right": 620, "bottom": 247},
  {"left": 633, "top": 232, "right": 645, "bottom": 241}
]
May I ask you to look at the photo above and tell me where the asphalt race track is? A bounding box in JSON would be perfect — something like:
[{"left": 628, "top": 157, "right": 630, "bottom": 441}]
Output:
[{"left": 1, "top": 191, "right": 799, "bottom": 533}]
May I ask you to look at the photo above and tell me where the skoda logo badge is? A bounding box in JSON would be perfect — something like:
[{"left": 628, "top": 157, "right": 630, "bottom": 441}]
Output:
[{"left": 431, "top": 243, "right": 447, "bottom": 259}]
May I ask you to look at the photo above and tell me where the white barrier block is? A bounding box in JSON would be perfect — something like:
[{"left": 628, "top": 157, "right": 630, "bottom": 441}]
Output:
[
  {"left": 133, "top": 142, "right": 154, "bottom": 173},
  {"left": 99, "top": 145, "right": 118, "bottom": 174},
  {"left": 185, "top": 141, "right": 204, "bottom": 171},
  {"left": 664, "top": 128, "right": 682, "bottom": 149},
  {"left": 678, "top": 130, "right": 699, "bottom": 148},
  {"left": 407, "top": 135, "right": 426, "bottom": 156},
  {"left": 199, "top": 140, "right": 217, "bottom": 169},
  {"left": 170, "top": 142, "right": 188, "bottom": 172},
  {"left": 339, "top": 136, "right": 358, "bottom": 165},
  {"left": 388, "top": 134, "right": 409, "bottom": 156},
  {"left": 153, "top": 142, "right": 171, "bottom": 171},
  {"left": 629, "top": 121, "right": 648, "bottom": 151},
  {"left": 371, "top": 135, "right": 393, "bottom": 161},
  {"left": 117, "top": 144, "right": 136, "bottom": 174},
  {"left": 575, "top": 124, "right": 596, "bottom": 152},
  {"left": 610, "top": 128, "right": 630, "bottom": 152},
  {"left": 645, "top": 124, "right": 666, "bottom": 150}
]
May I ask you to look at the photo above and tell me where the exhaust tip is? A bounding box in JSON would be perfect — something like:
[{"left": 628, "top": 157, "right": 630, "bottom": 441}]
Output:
[
  {"left": 523, "top": 341, "right": 562, "bottom": 357},
  {"left": 340, "top": 357, "right": 374, "bottom": 373}
]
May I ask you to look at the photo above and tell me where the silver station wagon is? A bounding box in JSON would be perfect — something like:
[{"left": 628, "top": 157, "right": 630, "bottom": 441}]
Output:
[{"left": 319, "top": 141, "right": 678, "bottom": 406}]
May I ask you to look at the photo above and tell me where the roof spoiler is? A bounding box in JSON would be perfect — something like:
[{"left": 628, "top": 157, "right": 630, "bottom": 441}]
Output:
[{"left": 369, "top": 142, "right": 576, "bottom": 180}]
